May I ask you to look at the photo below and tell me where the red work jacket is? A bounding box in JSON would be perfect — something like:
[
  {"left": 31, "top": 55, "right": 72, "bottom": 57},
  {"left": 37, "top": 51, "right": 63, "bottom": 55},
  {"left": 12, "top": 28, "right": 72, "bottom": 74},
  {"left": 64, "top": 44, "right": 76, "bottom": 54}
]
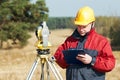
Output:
[{"left": 54, "top": 29, "right": 115, "bottom": 72}]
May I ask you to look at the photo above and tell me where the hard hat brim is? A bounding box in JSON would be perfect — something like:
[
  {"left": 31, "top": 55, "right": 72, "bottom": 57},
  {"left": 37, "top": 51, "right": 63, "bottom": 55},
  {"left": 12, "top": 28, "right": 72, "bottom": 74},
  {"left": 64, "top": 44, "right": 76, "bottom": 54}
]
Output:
[{"left": 74, "top": 21, "right": 89, "bottom": 26}]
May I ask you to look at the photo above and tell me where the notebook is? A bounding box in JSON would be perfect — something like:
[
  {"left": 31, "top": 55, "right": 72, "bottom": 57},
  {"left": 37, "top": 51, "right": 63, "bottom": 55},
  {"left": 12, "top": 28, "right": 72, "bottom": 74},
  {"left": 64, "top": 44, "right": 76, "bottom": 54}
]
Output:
[{"left": 62, "top": 49, "right": 85, "bottom": 64}]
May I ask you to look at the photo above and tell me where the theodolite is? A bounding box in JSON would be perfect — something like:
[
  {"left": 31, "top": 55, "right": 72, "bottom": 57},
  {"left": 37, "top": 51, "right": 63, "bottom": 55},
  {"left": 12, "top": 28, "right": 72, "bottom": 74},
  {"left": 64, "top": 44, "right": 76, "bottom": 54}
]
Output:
[{"left": 26, "top": 21, "right": 63, "bottom": 80}]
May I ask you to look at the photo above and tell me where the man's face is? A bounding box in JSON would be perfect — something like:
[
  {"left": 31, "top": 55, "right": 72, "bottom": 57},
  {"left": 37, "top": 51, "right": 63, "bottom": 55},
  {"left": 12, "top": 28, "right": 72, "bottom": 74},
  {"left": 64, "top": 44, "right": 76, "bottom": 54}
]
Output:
[{"left": 77, "top": 23, "right": 92, "bottom": 36}]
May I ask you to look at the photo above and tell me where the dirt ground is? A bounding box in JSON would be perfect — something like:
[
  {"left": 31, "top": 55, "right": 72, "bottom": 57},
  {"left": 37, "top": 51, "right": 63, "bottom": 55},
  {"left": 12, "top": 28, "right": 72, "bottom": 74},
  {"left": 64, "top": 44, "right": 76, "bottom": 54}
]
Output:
[{"left": 0, "top": 29, "right": 120, "bottom": 80}]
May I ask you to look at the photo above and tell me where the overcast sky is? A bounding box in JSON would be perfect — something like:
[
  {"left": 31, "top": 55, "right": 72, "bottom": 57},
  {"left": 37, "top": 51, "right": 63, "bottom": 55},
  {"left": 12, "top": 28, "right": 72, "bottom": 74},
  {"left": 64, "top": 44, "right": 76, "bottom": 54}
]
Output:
[{"left": 32, "top": 0, "right": 120, "bottom": 17}]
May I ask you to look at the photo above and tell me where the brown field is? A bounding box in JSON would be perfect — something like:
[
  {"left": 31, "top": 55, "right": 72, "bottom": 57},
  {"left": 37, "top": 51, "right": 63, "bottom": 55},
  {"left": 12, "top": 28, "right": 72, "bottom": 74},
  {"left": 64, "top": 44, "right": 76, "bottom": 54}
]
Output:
[{"left": 0, "top": 29, "right": 120, "bottom": 80}]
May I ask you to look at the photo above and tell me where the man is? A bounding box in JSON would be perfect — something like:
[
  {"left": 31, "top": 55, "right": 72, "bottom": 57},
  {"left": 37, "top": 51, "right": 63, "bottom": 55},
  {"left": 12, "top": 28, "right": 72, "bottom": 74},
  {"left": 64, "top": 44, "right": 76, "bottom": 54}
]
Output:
[{"left": 53, "top": 6, "right": 115, "bottom": 80}]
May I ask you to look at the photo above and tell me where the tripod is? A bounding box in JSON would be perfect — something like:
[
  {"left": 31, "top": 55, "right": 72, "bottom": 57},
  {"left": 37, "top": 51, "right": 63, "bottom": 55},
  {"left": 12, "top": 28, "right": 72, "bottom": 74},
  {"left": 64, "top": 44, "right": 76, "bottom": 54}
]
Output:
[{"left": 26, "top": 49, "right": 63, "bottom": 80}]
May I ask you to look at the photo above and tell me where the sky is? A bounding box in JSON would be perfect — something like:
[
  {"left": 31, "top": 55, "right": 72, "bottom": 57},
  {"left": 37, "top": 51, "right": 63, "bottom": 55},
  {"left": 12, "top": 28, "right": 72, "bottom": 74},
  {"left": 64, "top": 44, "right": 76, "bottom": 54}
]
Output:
[{"left": 32, "top": 0, "right": 120, "bottom": 17}]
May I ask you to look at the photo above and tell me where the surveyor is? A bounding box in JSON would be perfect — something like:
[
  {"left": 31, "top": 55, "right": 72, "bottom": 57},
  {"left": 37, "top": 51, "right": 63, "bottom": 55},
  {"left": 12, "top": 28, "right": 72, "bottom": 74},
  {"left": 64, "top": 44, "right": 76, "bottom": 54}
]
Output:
[{"left": 53, "top": 6, "right": 116, "bottom": 80}]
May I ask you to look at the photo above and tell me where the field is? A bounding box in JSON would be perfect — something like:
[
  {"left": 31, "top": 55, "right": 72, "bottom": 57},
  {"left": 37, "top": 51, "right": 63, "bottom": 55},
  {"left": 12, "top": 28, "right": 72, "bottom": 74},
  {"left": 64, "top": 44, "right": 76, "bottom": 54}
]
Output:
[{"left": 0, "top": 29, "right": 120, "bottom": 80}]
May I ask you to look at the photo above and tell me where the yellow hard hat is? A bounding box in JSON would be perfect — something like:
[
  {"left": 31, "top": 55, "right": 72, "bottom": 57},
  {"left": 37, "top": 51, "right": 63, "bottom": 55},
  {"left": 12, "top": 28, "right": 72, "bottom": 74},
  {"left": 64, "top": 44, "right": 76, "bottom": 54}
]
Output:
[{"left": 74, "top": 6, "right": 95, "bottom": 26}]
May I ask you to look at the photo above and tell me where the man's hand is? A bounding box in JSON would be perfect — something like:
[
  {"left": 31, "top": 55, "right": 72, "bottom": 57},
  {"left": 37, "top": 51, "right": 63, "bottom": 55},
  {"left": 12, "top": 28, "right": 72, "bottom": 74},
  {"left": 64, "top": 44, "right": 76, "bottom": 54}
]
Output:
[{"left": 76, "top": 54, "right": 92, "bottom": 64}]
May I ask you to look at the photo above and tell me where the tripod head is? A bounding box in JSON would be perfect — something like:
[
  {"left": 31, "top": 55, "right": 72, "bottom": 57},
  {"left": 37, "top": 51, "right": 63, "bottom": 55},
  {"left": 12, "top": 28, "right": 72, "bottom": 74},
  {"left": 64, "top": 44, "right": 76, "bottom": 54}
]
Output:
[{"left": 35, "top": 21, "right": 51, "bottom": 55}]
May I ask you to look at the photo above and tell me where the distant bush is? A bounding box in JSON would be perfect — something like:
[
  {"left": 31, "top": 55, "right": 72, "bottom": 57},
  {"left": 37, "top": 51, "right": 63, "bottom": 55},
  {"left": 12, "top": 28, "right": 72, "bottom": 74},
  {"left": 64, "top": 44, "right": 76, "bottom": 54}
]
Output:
[
  {"left": 109, "top": 18, "right": 120, "bottom": 47},
  {"left": 47, "top": 17, "right": 75, "bottom": 29}
]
